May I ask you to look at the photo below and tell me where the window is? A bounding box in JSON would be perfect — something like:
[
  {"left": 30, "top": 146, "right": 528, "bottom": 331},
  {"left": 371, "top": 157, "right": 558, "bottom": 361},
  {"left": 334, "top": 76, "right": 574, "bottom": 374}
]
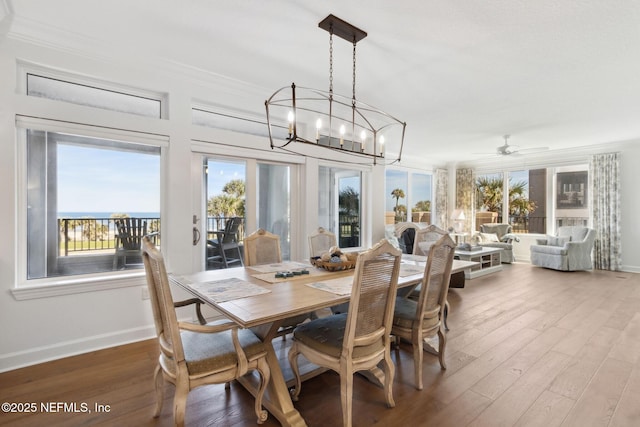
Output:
[
  {"left": 411, "top": 173, "right": 432, "bottom": 223},
  {"left": 475, "top": 166, "right": 588, "bottom": 234},
  {"left": 257, "top": 163, "right": 291, "bottom": 260},
  {"left": 22, "top": 128, "right": 161, "bottom": 280},
  {"left": 386, "top": 170, "right": 408, "bottom": 222},
  {"left": 318, "top": 166, "right": 362, "bottom": 249},
  {"left": 26, "top": 73, "right": 163, "bottom": 118},
  {"left": 385, "top": 169, "right": 433, "bottom": 224}
]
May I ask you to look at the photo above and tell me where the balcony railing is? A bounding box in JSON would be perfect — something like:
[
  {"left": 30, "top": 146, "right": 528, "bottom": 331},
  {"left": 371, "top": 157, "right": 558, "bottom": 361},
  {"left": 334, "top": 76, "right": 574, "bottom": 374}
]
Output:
[
  {"left": 58, "top": 217, "right": 161, "bottom": 256},
  {"left": 59, "top": 216, "right": 249, "bottom": 256}
]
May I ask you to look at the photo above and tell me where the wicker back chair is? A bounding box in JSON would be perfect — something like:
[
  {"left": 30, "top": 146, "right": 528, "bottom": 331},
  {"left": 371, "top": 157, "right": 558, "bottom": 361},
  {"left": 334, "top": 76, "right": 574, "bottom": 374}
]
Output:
[
  {"left": 244, "top": 228, "right": 311, "bottom": 337},
  {"left": 141, "top": 237, "right": 270, "bottom": 426},
  {"left": 288, "top": 239, "right": 402, "bottom": 427},
  {"left": 413, "top": 224, "right": 448, "bottom": 256},
  {"left": 392, "top": 233, "right": 456, "bottom": 390},
  {"left": 308, "top": 227, "right": 337, "bottom": 258},
  {"left": 243, "top": 228, "right": 281, "bottom": 266}
]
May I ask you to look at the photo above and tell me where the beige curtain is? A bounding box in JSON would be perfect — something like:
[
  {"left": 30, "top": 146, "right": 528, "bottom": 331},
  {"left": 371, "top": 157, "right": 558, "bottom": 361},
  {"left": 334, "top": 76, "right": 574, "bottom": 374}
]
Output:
[
  {"left": 434, "top": 168, "right": 448, "bottom": 229},
  {"left": 590, "top": 152, "right": 621, "bottom": 270},
  {"left": 455, "top": 168, "right": 475, "bottom": 233}
]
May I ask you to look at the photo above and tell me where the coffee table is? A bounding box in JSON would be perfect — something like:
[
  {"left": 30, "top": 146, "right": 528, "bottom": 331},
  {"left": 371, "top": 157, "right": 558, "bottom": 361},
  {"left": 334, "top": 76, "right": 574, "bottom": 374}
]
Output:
[{"left": 454, "top": 247, "right": 503, "bottom": 279}]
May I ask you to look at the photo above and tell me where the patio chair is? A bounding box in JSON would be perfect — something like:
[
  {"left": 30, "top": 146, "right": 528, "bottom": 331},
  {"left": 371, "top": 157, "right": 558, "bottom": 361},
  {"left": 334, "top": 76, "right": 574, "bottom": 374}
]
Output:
[
  {"left": 207, "top": 216, "right": 244, "bottom": 268},
  {"left": 113, "top": 217, "right": 149, "bottom": 270}
]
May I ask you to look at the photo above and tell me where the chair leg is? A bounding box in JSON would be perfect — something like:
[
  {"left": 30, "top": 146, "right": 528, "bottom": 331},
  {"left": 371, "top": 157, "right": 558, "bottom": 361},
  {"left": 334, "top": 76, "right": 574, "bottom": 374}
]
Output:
[
  {"left": 153, "top": 364, "right": 164, "bottom": 417},
  {"left": 173, "top": 374, "right": 189, "bottom": 427},
  {"left": 413, "top": 331, "right": 424, "bottom": 390},
  {"left": 237, "top": 246, "right": 244, "bottom": 266},
  {"left": 287, "top": 343, "right": 302, "bottom": 401},
  {"left": 254, "top": 358, "right": 270, "bottom": 424},
  {"left": 220, "top": 246, "right": 229, "bottom": 268},
  {"left": 382, "top": 349, "right": 396, "bottom": 408},
  {"left": 339, "top": 366, "right": 354, "bottom": 427},
  {"left": 443, "top": 300, "right": 450, "bottom": 331},
  {"left": 438, "top": 327, "right": 447, "bottom": 370}
]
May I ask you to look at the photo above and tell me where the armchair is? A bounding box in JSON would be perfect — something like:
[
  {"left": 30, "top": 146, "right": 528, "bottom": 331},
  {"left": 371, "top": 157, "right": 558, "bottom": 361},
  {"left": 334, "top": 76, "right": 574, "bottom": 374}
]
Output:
[
  {"left": 474, "top": 223, "right": 520, "bottom": 263},
  {"left": 530, "top": 226, "right": 595, "bottom": 271}
]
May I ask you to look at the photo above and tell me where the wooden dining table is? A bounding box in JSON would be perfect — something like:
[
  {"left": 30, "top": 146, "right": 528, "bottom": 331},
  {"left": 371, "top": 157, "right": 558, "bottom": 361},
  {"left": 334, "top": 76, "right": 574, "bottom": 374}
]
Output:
[{"left": 170, "top": 255, "right": 477, "bottom": 427}]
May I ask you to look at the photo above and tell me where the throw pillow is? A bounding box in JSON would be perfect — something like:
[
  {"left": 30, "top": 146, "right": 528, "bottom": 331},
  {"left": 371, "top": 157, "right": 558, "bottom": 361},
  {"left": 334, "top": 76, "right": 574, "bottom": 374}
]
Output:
[{"left": 480, "top": 232, "right": 500, "bottom": 243}]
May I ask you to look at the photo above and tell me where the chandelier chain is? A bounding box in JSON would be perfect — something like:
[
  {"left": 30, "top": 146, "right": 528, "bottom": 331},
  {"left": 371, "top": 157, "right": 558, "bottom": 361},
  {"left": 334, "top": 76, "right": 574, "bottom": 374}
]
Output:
[
  {"left": 329, "top": 27, "right": 333, "bottom": 95},
  {"left": 352, "top": 38, "right": 357, "bottom": 103}
]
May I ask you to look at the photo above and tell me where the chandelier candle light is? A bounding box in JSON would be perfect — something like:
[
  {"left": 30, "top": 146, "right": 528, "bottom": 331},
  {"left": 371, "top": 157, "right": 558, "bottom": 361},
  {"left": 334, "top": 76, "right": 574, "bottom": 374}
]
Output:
[{"left": 265, "top": 14, "right": 406, "bottom": 165}]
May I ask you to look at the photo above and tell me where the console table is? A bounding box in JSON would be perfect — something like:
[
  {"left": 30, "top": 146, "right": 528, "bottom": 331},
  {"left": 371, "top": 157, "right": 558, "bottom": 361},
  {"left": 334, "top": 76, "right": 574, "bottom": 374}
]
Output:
[{"left": 454, "top": 247, "right": 503, "bottom": 279}]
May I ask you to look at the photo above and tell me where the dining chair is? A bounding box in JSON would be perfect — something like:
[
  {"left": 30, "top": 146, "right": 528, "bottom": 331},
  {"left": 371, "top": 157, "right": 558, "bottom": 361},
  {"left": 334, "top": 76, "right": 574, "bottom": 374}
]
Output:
[
  {"left": 288, "top": 239, "right": 402, "bottom": 427},
  {"left": 410, "top": 225, "right": 453, "bottom": 330},
  {"left": 141, "top": 236, "right": 270, "bottom": 426},
  {"left": 113, "top": 217, "right": 149, "bottom": 270},
  {"left": 207, "top": 216, "right": 244, "bottom": 268},
  {"left": 308, "top": 227, "right": 349, "bottom": 314},
  {"left": 244, "top": 228, "right": 312, "bottom": 337},
  {"left": 392, "top": 233, "right": 455, "bottom": 390},
  {"left": 413, "top": 224, "right": 448, "bottom": 256},
  {"left": 308, "top": 226, "right": 337, "bottom": 258},
  {"left": 243, "top": 228, "right": 281, "bottom": 266}
]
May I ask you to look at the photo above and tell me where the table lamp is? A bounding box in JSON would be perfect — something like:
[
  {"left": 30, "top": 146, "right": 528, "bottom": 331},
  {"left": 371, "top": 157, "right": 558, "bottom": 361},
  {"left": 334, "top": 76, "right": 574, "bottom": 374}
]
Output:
[{"left": 450, "top": 209, "right": 465, "bottom": 233}]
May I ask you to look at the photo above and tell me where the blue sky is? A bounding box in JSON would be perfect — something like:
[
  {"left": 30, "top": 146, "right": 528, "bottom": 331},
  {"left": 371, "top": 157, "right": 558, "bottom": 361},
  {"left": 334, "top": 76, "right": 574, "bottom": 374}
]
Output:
[
  {"left": 207, "top": 160, "right": 246, "bottom": 197},
  {"left": 57, "top": 144, "right": 160, "bottom": 212}
]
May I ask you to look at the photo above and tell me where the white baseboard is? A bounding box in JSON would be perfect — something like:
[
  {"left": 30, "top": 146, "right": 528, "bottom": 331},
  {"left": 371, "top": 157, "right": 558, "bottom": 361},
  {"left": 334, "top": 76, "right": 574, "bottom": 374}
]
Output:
[
  {"left": 0, "top": 313, "right": 230, "bottom": 373},
  {"left": 0, "top": 324, "right": 157, "bottom": 373}
]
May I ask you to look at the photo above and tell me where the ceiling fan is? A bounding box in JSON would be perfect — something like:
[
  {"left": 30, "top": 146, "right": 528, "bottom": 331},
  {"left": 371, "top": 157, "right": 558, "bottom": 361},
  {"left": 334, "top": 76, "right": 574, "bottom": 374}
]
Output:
[{"left": 480, "top": 135, "right": 549, "bottom": 156}]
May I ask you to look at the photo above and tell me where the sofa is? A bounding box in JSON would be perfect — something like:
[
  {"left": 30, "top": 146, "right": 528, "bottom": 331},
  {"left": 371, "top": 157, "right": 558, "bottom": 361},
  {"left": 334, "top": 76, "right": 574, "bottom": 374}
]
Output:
[
  {"left": 530, "top": 226, "right": 595, "bottom": 271},
  {"left": 474, "top": 223, "right": 519, "bottom": 263}
]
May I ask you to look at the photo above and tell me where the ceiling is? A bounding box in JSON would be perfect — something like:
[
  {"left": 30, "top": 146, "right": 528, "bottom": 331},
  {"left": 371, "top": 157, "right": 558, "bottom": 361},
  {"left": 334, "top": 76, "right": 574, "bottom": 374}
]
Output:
[{"left": 4, "top": 0, "right": 640, "bottom": 165}]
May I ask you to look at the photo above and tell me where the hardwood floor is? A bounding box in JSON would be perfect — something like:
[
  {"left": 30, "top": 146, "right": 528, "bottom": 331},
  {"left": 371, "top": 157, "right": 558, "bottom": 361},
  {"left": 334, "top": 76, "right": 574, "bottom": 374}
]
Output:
[{"left": 1, "top": 263, "right": 639, "bottom": 426}]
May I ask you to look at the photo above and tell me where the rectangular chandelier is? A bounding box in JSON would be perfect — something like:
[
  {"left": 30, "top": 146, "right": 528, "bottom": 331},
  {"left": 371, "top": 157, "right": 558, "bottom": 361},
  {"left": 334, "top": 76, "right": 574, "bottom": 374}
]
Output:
[{"left": 265, "top": 14, "right": 406, "bottom": 165}]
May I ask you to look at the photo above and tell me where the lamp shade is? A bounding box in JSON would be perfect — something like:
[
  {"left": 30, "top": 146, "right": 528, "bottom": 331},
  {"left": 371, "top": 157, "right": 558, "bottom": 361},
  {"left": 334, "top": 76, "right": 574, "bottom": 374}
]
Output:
[{"left": 450, "top": 209, "right": 465, "bottom": 221}]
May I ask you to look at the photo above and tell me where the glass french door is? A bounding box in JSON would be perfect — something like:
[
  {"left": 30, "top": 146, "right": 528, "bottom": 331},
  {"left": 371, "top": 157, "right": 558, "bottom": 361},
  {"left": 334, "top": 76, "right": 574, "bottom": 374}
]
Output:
[
  {"left": 257, "top": 162, "right": 291, "bottom": 260},
  {"left": 204, "top": 158, "right": 246, "bottom": 269}
]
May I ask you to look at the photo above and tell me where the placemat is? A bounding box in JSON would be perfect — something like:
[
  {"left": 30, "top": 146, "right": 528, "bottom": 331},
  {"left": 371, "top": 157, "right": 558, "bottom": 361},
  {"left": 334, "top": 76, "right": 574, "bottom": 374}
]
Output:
[
  {"left": 173, "top": 276, "right": 271, "bottom": 303},
  {"left": 305, "top": 276, "right": 354, "bottom": 295}
]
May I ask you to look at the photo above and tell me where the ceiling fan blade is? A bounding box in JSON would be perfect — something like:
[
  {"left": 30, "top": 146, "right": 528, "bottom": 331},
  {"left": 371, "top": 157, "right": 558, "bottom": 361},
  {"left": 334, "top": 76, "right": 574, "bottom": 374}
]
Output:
[{"left": 516, "top": 146, "right": 549, "bottom": 154}]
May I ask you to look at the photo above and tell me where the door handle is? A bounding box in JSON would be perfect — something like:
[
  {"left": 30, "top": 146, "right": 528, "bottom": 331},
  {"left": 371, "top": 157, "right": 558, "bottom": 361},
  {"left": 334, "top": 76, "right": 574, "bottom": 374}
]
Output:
[{"left": 193, "top": 227, "right": 201, "bottom": 246}]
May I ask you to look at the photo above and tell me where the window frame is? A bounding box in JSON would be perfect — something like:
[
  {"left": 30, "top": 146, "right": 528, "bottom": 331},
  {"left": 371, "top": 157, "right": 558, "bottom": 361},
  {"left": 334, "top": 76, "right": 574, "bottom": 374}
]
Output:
[
  {"left": 18, "top": 61, "right": 168, "bottom": 119},
  {"left": 13, "top": 116, "right": 168, "bottom": 299}
]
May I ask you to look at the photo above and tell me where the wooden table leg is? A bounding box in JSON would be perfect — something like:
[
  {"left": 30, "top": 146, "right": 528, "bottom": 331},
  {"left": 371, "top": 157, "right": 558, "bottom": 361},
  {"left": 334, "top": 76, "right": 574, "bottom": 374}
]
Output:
[{"left": 235, "top": 322, "right": 308, "bottom": 427}]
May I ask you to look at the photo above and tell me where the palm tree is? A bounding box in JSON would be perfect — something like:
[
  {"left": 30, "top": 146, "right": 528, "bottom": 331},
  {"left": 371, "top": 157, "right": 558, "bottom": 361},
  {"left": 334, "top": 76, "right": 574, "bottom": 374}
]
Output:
[
  {"left": 475, "top": 177, "right": 537, "bottom": 219},
  {"left": 391, "top": 188, "right": 405, "bottom": 221}
]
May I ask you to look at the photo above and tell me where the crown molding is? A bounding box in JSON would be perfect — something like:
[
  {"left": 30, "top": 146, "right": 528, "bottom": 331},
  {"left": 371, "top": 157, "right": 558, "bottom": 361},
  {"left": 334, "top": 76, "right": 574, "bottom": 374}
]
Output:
[{"left": 7, "top": 15, "right": 267, "bottom": 109}]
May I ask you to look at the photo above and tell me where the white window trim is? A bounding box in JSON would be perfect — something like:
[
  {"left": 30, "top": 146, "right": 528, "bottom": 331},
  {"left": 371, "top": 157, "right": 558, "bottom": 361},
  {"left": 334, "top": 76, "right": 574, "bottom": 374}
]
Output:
[
  {"left": 17, "top": 60, "right": 168, "bottom": 119},
  {"left": 15, "top": 116, "right": 168, "bottom": 299}
]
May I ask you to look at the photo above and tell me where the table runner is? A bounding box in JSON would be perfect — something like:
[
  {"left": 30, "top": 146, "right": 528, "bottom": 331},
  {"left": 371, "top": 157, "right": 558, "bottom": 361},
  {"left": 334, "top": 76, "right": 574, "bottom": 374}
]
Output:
[{"left": 252, "top": 265, "right": 340, "bottom": 284}]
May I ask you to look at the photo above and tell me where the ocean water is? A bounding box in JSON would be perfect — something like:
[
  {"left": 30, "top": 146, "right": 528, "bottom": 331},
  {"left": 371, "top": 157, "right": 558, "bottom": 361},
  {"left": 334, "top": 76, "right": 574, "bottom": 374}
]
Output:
[{"left": 58, "top": 212, "right": 160, "bottom": 219}]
